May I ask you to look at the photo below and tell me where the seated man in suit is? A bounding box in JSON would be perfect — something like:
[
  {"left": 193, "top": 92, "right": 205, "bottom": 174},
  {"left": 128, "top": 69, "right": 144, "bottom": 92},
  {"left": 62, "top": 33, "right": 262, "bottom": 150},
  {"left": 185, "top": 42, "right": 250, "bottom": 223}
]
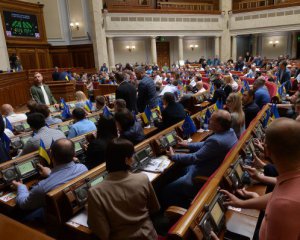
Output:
[
  {"left": 13, "top": 139, "right": 87, "bottom": 219},
  {"left": 242, "top": 90, "right": 260, "bottom": 128},
  {"left": 68, "top": 108, "right": 96, "bottom": 139},
  {"left": 20, "top": 113, "right": 66, "bottom": 156},
  {"left": 161, "top": 110, "right": 237, "bottom": 208},
  {"left": 155, "top": 92, "right": 186, "bottom": 130},
  {"left": 30, "top": 72, "right": 59, "bottom": 107}
]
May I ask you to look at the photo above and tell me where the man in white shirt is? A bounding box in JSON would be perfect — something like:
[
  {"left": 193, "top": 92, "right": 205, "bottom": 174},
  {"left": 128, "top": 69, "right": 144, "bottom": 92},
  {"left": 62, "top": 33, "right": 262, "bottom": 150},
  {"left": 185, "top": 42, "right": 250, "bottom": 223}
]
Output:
[
  {"left": 1, "top": 104, "right": 27, "bottom": 124},
  {"left": 30, "top": 72, "right": 59, "bottom": 107}
]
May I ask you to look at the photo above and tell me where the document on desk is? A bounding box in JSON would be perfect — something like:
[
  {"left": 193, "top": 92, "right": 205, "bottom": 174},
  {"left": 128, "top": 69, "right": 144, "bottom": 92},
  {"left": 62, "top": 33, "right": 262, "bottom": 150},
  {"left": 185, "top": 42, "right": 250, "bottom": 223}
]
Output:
[
  {"left": 141, "top": 156, "right": 171, "bottom": 173},
  {"left": 142, "top": 172, "right": 158, "bottom": 182},
  {"left": 67, "top": 210, "right": 88, "bottom": 228},
  {"left": 0, "top": 192, "right": 17, "bottom": 202}
]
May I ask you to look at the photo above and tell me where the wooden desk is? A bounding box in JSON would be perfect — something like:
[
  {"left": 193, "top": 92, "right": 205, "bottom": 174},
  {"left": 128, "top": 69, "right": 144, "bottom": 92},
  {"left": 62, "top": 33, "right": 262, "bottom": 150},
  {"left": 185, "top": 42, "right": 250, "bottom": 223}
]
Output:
[
  {"left": 0, "top": 214, "right": 54, "bottom": 240},
  {"left": 143, "top": 126, "right": 158, "bottom": 137}
]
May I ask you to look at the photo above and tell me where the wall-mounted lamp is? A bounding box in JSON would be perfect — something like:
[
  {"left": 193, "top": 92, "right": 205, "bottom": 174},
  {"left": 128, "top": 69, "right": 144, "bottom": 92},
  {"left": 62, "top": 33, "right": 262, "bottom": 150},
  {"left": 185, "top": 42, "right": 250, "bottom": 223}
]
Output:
[
  {"left": 126, "top": 45, "right": 136, "bottom": 52},
  {"left": 190, "top": 44, "right": 198, "bottom": 51},
  {"left": 70, "top": 22, "right": 80, "bottom": 31},
  {"left": 269, "top": 40, "right": 279, "bottom": 47}
]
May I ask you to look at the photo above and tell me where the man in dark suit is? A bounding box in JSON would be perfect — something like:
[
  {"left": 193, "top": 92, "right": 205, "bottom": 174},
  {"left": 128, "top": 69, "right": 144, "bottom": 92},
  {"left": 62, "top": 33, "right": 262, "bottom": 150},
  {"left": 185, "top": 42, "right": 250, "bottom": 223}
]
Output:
[
  {"left": 161, "top": 110, "right": 237, "bottom": 208},
  {"left": 156, "top": 92, "right": 185, "bottom": 130},
  {"left": 0, "top": 113, "right": 10, "bottom": 163},
  {"left": 115, "top": 72, "right": 138, "bottom": 113},
  {"left": 136, "top": 66, "right": 158, "bottom": 112},
  {"left": 52, "top": 66, "right": 60, "bottom": 81},
  {"left": 278, "top": 61, "right": 291, "bottom": 91},
  {"left": 242, "top": 90, "right": 260, "bottom": 128}
]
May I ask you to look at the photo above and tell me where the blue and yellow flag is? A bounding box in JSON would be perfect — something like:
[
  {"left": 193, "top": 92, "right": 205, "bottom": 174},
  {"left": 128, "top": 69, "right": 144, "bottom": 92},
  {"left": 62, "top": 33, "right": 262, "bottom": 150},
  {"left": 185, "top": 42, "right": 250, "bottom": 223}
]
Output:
[
  {"left": 203, "top": 109, "right": 211, "bottom": 130},
  {"left": 271, "top": 104, "right": 280, "bottom": 119},
  {"left": 214, "top": 99, "right": 223, "bottom": 110},
  {"left": 84, "top": 99, "right": 93, "bottom": 112},
  {"left": 1, "top": 132, "right": 11, "bottom": 152},
  {"left": 263, "top": 109, "right": 271, "bottom": 128},
  {"left": 182, "top": 114, "right": 197, "bottom": 137},
  {"left": 5, "top": 117, "right": 13, "bottom": 131},
  {"left": 210, "top": 83, "right": 214, "bottom": 95},
  {"left": 61, "top": 98, "right": 71, "bottom": 119},
  {"left": 39, "top": 139, "right": 51, "bottom": 165},
  {"left": 103, "top": 106, "right": 113, "bottom": 118},
  {"left": 141, "top": 105, "right": 152, "bottom": 125}
]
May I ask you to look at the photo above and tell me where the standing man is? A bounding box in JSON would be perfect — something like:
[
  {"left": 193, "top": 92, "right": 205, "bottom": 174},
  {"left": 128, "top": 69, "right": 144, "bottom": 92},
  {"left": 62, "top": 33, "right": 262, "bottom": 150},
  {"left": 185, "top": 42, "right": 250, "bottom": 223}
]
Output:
[
  {"left": 30, "top": 72, "right": 58, "bottom": 106},
  {"left": 136, "top": 66, "right": 158, "bottom": 113},
  {"left": 115, "top": 72, "right": 138, "bottom": 113},
  {"left": 52, "top": 67, "right": 60, "bottom": 81}
]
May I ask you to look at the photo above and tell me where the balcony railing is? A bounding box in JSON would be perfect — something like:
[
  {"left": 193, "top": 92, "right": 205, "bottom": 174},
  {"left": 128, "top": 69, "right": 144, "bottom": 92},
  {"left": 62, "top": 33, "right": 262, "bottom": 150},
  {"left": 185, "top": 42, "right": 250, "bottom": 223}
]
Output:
[
  {"left": 104, "top": 0, "right": 219, "bottom": 13},
  {"left": 233, "top": 0, "right": 300, "bottom": 12}
]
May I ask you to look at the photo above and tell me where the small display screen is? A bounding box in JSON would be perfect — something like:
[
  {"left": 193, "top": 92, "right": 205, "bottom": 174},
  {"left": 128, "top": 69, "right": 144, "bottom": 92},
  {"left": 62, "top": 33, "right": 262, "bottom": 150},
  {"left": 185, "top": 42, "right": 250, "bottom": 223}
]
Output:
[
  {"left": 49, "top": 106, "right": 56, "bottom": 112},
  {"left": 90, "top": 117, "right": 97, "bottom": 123},
  {"left": 211, "top": 201, "right": 223, "bottom": 226},
  {"left": 75, "top": 142, "right": 82, "bottom": 152},
  {"left": 23, "top": 123, "right": 30, "bottom": 129},
  {"left": 235, "top": 163, "right": 243, "bottom": 180},
  {"left": 166, "top": 134, "right": 175, "bottom": 144},
  {"left": 136, "top": 149, "right": 147, "bottom": 161},
  {"left": 17, "top": 161, "right": 35, "bottom": 175},
  {"left": 60, "top": 125, "right": 69, "bottom": 132},
  {"left": 152, "top": 112, "right": 158, "bottom": 119},
  {"left": 90, "top": 176, "right": 104, "bottom": 187},
  {"left": 4, "top": 11, "right": 40, "bottom": 38},
  {"left": 21, "top": 136, "right": 31, "bottom": 145}
]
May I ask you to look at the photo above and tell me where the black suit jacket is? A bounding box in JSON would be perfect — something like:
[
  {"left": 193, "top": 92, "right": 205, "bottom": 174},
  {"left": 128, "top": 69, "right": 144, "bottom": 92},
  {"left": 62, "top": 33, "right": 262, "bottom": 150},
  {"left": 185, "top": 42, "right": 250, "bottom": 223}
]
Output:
[
  {"left": 116, "top": 81, "right": 138, "bottom": 112},
  {"left": 0, "top": 114, "right": 10, "bottom": 163},
  {"left": 157, "top": 102, "right": 186, "bottom": 130}
]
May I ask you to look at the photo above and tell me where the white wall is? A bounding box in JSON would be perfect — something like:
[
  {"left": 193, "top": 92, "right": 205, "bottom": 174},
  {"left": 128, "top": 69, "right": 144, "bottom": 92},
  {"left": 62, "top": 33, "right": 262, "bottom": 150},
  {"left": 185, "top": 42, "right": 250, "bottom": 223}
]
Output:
[
  {"left": 183, "top": 38, "right": 214, "bottom": 62},
  {"left": 113, "top": 38, "right": 149, "bottom": 65},
  {"left": 261, "top": 34, "right": 288, "bottom": 59}
]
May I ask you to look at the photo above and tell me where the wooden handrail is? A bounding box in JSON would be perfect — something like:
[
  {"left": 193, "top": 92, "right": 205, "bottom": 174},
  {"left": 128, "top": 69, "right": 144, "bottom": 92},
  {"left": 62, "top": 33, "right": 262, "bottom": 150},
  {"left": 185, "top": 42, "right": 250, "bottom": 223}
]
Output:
[{"left": 168, "top": 104, "right": 269, "bottom": 238}]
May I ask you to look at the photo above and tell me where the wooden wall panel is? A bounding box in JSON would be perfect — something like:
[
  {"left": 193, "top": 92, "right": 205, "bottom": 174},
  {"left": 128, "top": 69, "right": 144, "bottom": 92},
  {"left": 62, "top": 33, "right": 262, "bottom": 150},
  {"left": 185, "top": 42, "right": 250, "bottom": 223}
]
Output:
[
  {"left": 0, "top": 72, "right": 30, "bottom": 108},
  {"left": 18, "top": 51, "right": 38, "bottom": 70},
  {"left": 49, "top": 44, "right": 95, "bottom": 69}
]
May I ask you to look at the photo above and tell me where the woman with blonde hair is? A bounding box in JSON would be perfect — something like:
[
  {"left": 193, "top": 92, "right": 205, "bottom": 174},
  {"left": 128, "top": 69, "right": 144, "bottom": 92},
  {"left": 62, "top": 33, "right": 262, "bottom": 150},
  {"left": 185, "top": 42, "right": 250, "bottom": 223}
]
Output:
[
  {"left": 224, "top": 75, "right": 238, "bottom": 92},
  {"left": 75, "top": 91, "right": 88, "bottom": 109},
  {"left": 226, "top": 92, "right": 245, "bottom": 138}
]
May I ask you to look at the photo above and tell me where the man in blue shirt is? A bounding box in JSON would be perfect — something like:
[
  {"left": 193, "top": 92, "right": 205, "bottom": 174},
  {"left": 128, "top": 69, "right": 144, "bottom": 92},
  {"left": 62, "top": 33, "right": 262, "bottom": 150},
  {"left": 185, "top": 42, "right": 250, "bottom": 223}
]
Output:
[
  {"left": 68, "top": 108, "right": 96, "bottom": 139},
  {"left": 161, "top": 110, "right": 237, "bottom": 208},
  {"left": 253, "top": 77, "right": 271, "bottom": 109},
  {"left": 13, "top": 139, "right": 87, "bottom": 212}
]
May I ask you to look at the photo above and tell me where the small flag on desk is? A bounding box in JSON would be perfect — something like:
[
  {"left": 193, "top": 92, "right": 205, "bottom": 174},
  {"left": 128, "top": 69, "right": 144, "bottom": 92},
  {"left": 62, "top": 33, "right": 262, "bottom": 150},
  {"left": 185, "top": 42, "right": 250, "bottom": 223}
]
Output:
[
  {"left": 271, "top": 104, "right": 280, "bottom": 119},
  {"left": 182, "top": 114, "right": 197, "bottom": 138},
  {"left": 210, "top": 83, "right": 214, "bottom": 95},
  {"left": 263, "top": 109, "right": 271, "bottom": 128},
  {"left": 61, "top": 98, "right": 71, "bottom": 119},
  {"left": 243, "top": 79, "right": 250, "bottom": 91},
  {"left": 39, "top": 139, "right": 51, "bottom": 165},
  {"left": 214, "top": 99, "right": 223, "bottom": 110},
  {"left": 103, "top": 106, "right": 113, "bottom": 118},
  {"left": 5, "top": 117, "right": 13, "bottom": 131},
  {"left": 84, "top": 99, "right": 93, "bottom": 112},
  {"left": 204, "top": 109, "right": 211, "bottom": 130},
  {"left": 1, "top": 132, "right": 11, "bottom": 152},
  {"left": 141, "top": 105, "right": 152, "bottom": 125}
]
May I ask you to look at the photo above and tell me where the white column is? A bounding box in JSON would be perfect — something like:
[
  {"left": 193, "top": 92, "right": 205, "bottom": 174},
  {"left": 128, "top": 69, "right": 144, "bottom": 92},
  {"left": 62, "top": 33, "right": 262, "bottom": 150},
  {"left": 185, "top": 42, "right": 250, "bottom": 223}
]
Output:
[
  {"left": 220, "top": 0, "right": 232, "bottom": 62},
  {"left": 88, "top": 0, "right": 109, "bottom": 70},
  {"left": 232, "top": 35, "right": 237, "bottom": 61},
  {"left": 0, "top": 16, "right": 10, "bottom": 71},
  {"left": 107, "top": 37, "right": 115, "bottom": 70},
  {"left": 214, "top": 36, "right": 220, "bottom": 58},
  {"left": 252, "top": 34, "right": 258, "bottom": 56},
  {"left": 178, "top": 36, "right": 184, "bottom": 62},
  {"left": 292, "top": 32, "right": 297, "bottom": 59},
  {"left": 151, "top": 36, "right": 157, "bottom": 65}
]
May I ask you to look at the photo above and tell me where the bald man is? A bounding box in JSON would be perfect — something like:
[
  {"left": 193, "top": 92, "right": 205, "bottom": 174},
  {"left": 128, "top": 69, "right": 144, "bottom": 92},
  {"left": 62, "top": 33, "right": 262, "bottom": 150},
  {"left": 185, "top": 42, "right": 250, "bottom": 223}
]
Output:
[
  {"left": 13, "top": 138, "right": 87, "bottom": 212},
  {"left": 221, "top": 118, "right": 300, "bottom": 240},
  {"left": 194, "top": 81, "right": 206, "bottom": 96},
  {"left": 1, "top": 104, "right": 27, "bottom": 124},
  {"left": 162, "top": 110, "right": 238, "bottom": 208}
]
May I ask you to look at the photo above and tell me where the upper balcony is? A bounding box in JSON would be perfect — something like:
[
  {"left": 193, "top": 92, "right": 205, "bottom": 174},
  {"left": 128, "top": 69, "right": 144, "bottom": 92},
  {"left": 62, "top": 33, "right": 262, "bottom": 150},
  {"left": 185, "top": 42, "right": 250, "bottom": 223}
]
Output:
[
  {"left": 103, "top": 0, "right": 220, "bottom": 14},
  {"left": 232, "top": 0, "right": 300, "bottom": 13}
]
